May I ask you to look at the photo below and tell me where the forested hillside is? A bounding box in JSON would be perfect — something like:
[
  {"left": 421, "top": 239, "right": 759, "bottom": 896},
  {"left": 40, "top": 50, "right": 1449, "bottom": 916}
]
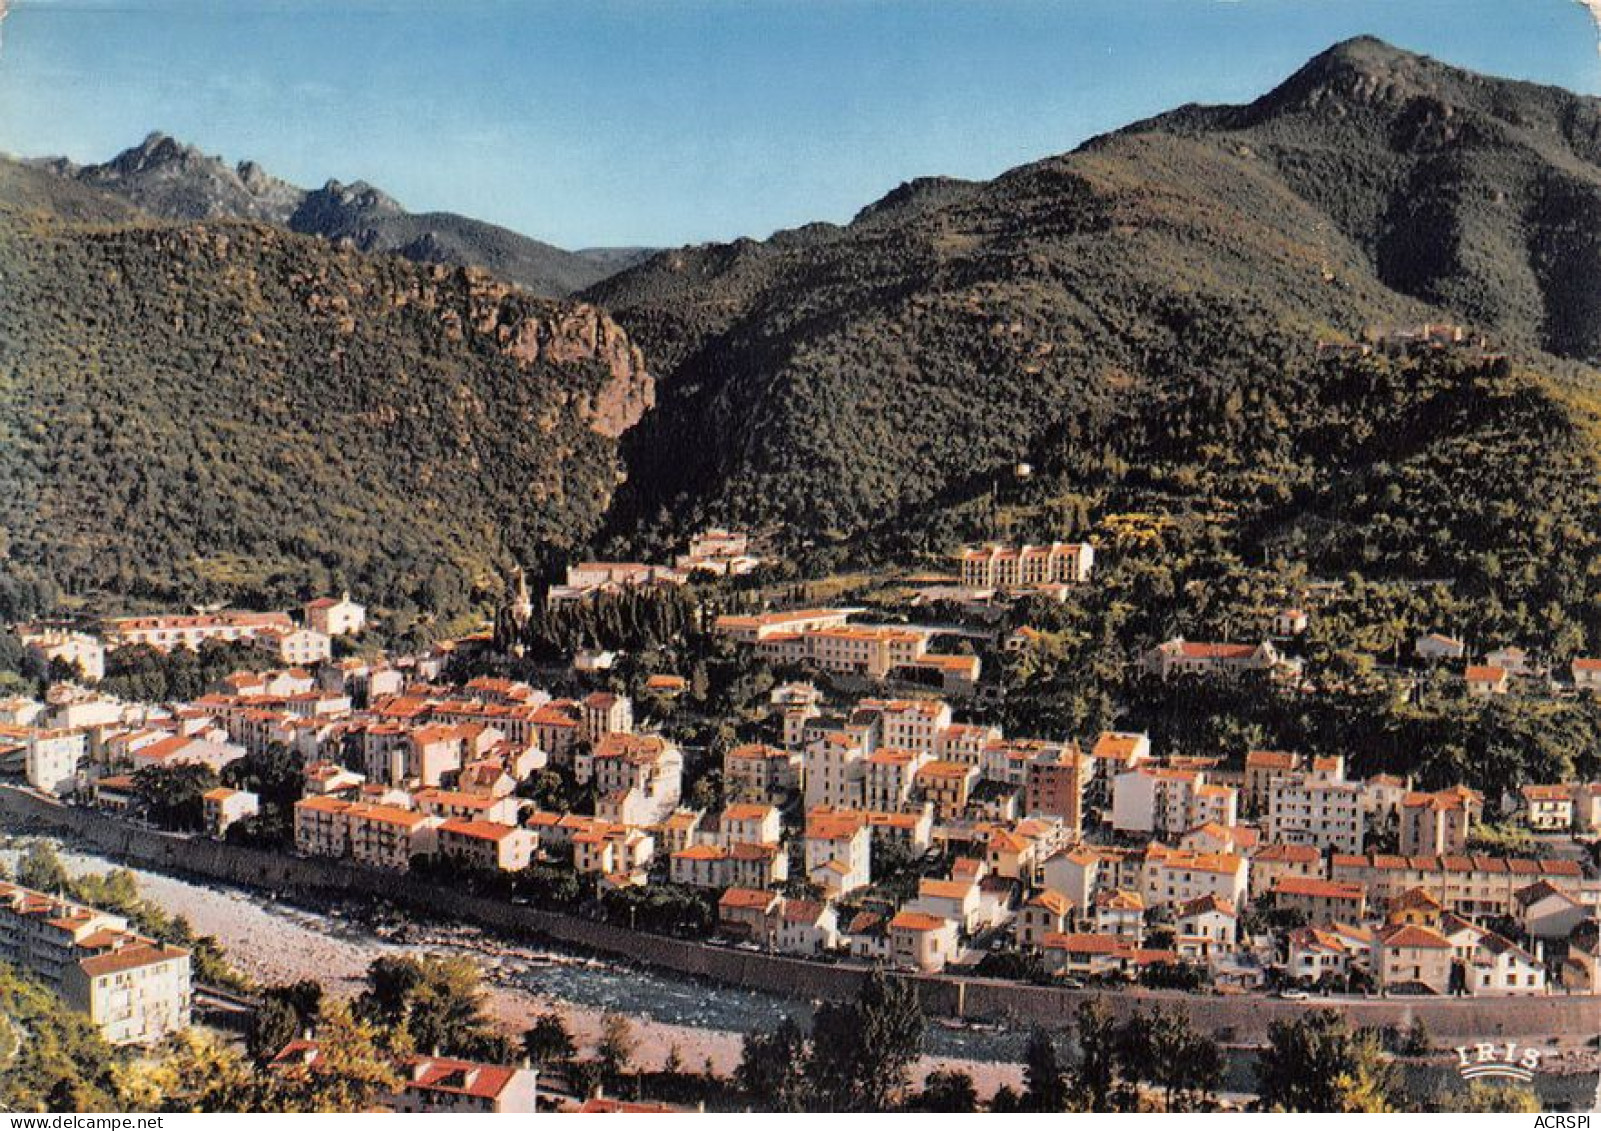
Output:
[
  {"left": 0, "top": 182, "right": 653, "bottom": 630},
  {"left": 583, "top": 38, "right": 1601, "bottom": 650},
  {"left": 5, "top": 38, "right": 1601, "bottom": 655},
  {"left": 1130, "top": 37, "right": 1601, "bottom": 362}
]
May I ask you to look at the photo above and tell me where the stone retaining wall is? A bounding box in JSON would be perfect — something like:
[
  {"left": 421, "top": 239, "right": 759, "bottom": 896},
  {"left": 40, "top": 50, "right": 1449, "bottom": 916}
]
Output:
[{"left": 4, "top": 785, "right": 1595, "bottom": 1042}]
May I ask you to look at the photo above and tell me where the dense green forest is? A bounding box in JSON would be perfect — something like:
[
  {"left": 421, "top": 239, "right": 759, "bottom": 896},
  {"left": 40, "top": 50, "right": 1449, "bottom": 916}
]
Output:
[
  {"left": 588, "top": 39, "right": 1601, "bottom": 576},
  {"left": 4, "top": 38, "right": 1601, "bottom": 668},
  {"left": 0, "top": 162, "right": 653, "bottom": 624}
]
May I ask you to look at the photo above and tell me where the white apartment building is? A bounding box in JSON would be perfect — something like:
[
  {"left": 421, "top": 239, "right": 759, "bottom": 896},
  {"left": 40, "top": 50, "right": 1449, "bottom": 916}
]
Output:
[
  {"left": 0, "top": 881, "right": 191, "bottom": 1046},
  {"left": 1112, "top": 765, "right": 1202, "bottom": 836},
  {"left": 18, "top": 627, "right": 105, "bottom": 682},
  {"left": 583, "top": 733, "right": 683, "bottom": 827},
  {"left": 101, "top": 611, "right": 294, "bottom": 652},
  {"left": 25, "top": 727, "right": 88, "bottom": 795},
  {"left": 804, "top": 730, "right": 870, "bottom": 810},
  {"left": 1266, "top": 759, "right": 1365, "bottom": 855},
  {"left": 957, "top": 542, "right": 1094, "bottom": 588}
]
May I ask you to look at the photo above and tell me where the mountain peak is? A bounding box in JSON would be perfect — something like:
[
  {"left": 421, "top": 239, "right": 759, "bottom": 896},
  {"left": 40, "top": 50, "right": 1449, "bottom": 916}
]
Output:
[
  {"left": 312, "top": 178, "right": 403, "bottom": 216},
  {"left": 1255, "top": 36, "right": 1444, "bottom": 116},
  {"left": 108, "top": 131, "right": 207, "bottom": 174}
]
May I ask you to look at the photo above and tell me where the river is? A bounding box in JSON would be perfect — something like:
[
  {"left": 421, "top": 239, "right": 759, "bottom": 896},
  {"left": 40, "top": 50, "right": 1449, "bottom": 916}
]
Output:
[{"left": 3, "top": 833, "right": 1595, "bottom": 1109}]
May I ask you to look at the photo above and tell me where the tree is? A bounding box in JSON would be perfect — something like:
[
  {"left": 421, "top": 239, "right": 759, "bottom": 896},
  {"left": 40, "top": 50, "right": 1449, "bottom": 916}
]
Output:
[
  {"left": 0, "top": 963, "right": 128, "bottom": 1112},
  {"left": 1437, "top": 1081, "right": 1540, "bottom": 1112},
  {"left": 595, "top": 1012, "right": 638, "bottom": 1089},
  {"left": 1118, "top": 1007, "right": 1221, "bottom": 1112},
  {"left": 806, "top": 971, "right": 925, "bottom": 1111},
  {"left": 356, "top": 955, "right": 506, "bottom": 1061},
  {"left": 269, "top": 1001, "right": 399, "bottom": 1113},
  {"left": 130, "top": 1031, "right": 263, "bottom": 1113},
  {"left": 1021, "top": 1027, "right": 1068, "bottom": 1111},
  {"left": 248, "top": 982, "right": 324, "bottom": 1064},
  {"left": 16, "top": 840, "right": 70, "bottom": 893},
  {"left": 1071, "top": 998, "right": 1119, "bottom": 1112},
  {"left": 1256, "top": 1010, "right": 1401, "bottom": 1113},
  {"left": 132, "top": 763, "right": 220, "bottom": 831},
  {"left": 988, "top": 1084, "right": 1022, "bottom": 1113},
  {"left": 909, "top": 1069, "right": 977, "bottom": 1112},
  {"left": 521, "top": 1012, "right": 577, "bottom": 1068},
  {"left": 735, "top": 1017, "right": 809, "bottom": 1111}
]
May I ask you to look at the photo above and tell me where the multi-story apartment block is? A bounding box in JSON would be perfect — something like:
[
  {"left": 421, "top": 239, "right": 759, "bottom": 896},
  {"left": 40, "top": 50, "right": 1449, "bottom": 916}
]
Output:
[
  {"left": 916, "top": 760, "right": 979, "bottom": 820},
  {"left": 1265, "top": 760, "right": 1365, "bottom": 855},
  {"left": 1248, "top": 841, "right": 1325, "bottom": 900},
  {"left": 714, "top": 803, "right": 783, "bottom": 847},
  {"left": 201, "top": 787, "right": 258, "bottom": 838},
  {"left": 804, "top": 730, "right": 870, "bottom": 810},
  {"left": 1142, "top": 849, "right": 1249, "bottom": 910},
  {"left": 1086, "top": 731, "right": 1151, "bottom": 803},
  {"left": 804, "top": 808, "right": 872, "bottom": 897},
  {"left": 1112, "top": 765, "right": 1204, "bottom": 837},
  {"left": 864, "top": 747, "right": 929, "bottom": 812},
  {"left": 770, "top": 682, "right": 824, "bottom": 748},
  {"left": 1024, "top": 743, "right": 1088, "bottom": 835},
  {"left": 17, "top": 627, "right": 106, "bottom": 682},
  {"left": 859, "top": 698, "right": 952, "bottom": 753},
  {"left": 717, "top": 611, "right": 981, "bottom": 694},
  {"left": 436, "top": 819, "right": 539, "bottom": 872},
  {"left": 957, "top": 542, "right": 1094, "bottom": 589},
  {"left": 724, "top": 742, "right": 803, "bottom": 802},
  {"left": 412, "top": 788, "right": 520, "bottom": 825},
  {"left": 1189, "top": 782, "right": 1238, "bottom": 829},
  {"left": 582, "top": 733, "right": 683, "bottom": 828},
  {"left": 255, "top": 627, "right": 332, "bottom": 667},
  {"left": 714, "top": 608, "right": 858, "bottom": 645},
  {"left": 1271, "top": 876, "right": 1367, "bottom": 921},
  {"left": 25, "top": 727, "right": 88, "bottom": 795},
  {"left": 1243, "top": 750, "right": 1298, "bottom": 816},
  {"left": 1520, "top": 784, "right": 1575, "bottom": 832},
  {"left": 935, "top": 722, "right": 1002, "bottom": 768},
  {"left": 580, "top": 692, "right": 633, "bottom": 743},
  {"left": 0, "top": 881, "right": 191, "bottom": 1046},
  {"left": 348, "top": 803, "right": 440, "bottom": 871},
  {"left": 102, "top": 611, "right": 295, "bottom": 652},
  {"left": 1329, "top": 853, "right": 1595, "bottom": 919},
  {"left": 1400, "top": 785, "right": 1483, "bottom": 856},
  {"left": 1374, "top": 924, "right": 1453, "bottom": 994},
  {"left": 294, "top": 795, "right": 353, "bottom": 857}
]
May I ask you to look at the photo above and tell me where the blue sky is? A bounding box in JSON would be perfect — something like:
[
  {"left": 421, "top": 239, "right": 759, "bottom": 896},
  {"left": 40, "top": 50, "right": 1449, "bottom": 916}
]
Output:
[{"left": 1, "top": 0, "right": 1596, "bottom": 247}]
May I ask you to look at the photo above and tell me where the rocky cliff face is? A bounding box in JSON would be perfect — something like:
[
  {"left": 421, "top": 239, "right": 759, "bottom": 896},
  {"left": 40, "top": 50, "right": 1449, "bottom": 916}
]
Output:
[{"left": 389, "top": 265, "right": 656, "bottom": 438}]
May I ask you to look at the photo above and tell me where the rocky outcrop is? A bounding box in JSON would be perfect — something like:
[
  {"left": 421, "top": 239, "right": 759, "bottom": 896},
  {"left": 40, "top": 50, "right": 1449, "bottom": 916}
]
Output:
[{"left": 460, "top": 273, "right": 656, "bottom": 438}]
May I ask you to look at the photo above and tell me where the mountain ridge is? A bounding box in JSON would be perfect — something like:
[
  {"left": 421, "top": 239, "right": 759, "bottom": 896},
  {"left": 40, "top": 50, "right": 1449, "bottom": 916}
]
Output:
[
  {"left": 31, "top": 132, "right": 653, "bottom": 298},
  {"left": 577, "top": 37, "right": 1601, "bottom": 659}
]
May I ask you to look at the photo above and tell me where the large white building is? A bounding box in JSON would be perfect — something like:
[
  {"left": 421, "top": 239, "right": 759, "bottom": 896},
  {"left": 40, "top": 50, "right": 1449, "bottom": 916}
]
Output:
[
  {"left": 0, "top": 881, "right": 191, "bottom": 1045},
  {"left": 17, "top": 627, "right": 105, "bottom": 682},
  {"left": 25, "top": 727, "right": 88, "bottom": 795},
  {"left": 101, "top": 611, "right": 295, "bottom": 652},
  {"left": 803, "top": 730, "right": 871, "bottom": 810},
  {"left": 1265, "top": 756, "right": 1365, "bottom": 855},
  {"left": 957, "top": 542, "right": 1094, "bottom": 589}
]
